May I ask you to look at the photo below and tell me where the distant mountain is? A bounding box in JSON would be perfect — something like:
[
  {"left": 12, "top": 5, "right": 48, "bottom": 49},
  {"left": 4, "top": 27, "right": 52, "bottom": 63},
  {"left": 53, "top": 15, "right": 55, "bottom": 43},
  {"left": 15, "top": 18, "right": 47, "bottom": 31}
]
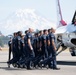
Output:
[{"left": 0, "top": 9, "right": 56, "bottom": 35}]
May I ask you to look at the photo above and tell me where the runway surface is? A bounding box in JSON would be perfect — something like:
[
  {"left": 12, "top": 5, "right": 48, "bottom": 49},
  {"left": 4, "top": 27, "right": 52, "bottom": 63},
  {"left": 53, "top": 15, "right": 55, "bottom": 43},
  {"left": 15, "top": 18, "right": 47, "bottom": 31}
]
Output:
[{"left": 0, "top": 50, "right": 76, "bottom": 75}]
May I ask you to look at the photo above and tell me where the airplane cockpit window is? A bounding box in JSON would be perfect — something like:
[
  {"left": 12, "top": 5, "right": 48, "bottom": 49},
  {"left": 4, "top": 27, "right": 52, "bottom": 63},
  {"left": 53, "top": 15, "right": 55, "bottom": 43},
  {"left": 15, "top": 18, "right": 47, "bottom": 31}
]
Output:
[
  {"left": 73, "top": 30, "right": 76, "bottom": 33},
  {"left": 72, "top": 11, "right": 76, "bottom": 25}
]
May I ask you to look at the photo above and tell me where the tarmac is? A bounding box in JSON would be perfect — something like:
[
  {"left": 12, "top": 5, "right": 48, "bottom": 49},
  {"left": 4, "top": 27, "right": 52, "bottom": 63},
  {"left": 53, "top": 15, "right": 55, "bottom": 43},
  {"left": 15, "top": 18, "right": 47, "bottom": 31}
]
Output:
[{"left": 0, "top": 50, "right": 76, "bottom": 75}]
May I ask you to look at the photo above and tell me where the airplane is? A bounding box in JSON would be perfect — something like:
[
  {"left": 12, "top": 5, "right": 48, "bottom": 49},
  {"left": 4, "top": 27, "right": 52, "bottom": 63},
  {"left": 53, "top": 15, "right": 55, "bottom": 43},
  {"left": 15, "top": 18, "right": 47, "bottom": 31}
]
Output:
[{"left": 55, "top": 0, "right": 76, "bottom": 56}]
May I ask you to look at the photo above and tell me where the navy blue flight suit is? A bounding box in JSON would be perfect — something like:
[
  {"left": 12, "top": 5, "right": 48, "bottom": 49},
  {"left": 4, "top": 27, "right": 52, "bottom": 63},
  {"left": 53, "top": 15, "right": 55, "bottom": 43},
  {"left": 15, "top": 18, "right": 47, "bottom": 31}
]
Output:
[
  {"left": 39, "top": 34, "right": 52, "bottom": 67},
  {"left": 33, "top": 36, "right": 38, "bottom": 57},
  {"left": 49, "top": 32, "right": 57, "bottom": 68},
  {"left": 12, "top": 37, "right": 17, "bottom": 60},
  {"left": 17, "top": 33, "right": 35, "bottom": 67},
  {"left": 9, "top": 36, "right": 22, "bottom": 64},
  {"left": 25, "top": 32, "right": 35, "bottom": 69},
  {"left": 33, "top": 35, "right": 43, "bottom": 66},
  {"left": 16, "top": 36, "right": 25, "bottom": 66},
  {"left": 38, "top": 35, "right": 43, "bottom": 56},
  {"left": 24, "top": 33, "right": 28, "bottom": 57},
  {"left": 16, "top": 36, "right": 22, "bottom": 60},
  {"left": 8, "top": 39, "right": 12, "bottom": 62},
  {"left": 41, "top": 35, "right": 48, "bottom": 58}
]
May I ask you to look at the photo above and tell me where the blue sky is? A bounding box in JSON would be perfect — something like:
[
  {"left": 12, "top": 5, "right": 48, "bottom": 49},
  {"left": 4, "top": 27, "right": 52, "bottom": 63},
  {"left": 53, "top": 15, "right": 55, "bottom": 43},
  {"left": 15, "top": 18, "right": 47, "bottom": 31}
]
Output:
[{"left": 0, "top": 0, "right": 76, "bottom": 23}]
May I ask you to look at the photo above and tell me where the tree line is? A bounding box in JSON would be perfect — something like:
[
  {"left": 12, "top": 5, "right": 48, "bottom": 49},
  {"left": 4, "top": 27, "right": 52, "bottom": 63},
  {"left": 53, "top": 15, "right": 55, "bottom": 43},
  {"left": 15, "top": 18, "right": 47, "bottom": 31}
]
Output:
[{"left": 0, "top": 36, "right": 9, "bottom": 47}]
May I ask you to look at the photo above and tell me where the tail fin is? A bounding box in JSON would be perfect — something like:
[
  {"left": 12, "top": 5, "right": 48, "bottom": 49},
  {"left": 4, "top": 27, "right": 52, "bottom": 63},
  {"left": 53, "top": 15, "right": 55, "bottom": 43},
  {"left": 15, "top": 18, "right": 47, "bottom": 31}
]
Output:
[{"left": 56, "top": 0, "right": 67, "bottom": 27}]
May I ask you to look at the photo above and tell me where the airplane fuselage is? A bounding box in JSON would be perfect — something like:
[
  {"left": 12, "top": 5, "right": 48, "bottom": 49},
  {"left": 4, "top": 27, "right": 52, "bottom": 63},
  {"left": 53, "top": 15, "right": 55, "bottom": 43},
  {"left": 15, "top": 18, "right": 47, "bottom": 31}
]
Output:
[{"left": 62, "top": 33, "right": 76, "bottom": 47}]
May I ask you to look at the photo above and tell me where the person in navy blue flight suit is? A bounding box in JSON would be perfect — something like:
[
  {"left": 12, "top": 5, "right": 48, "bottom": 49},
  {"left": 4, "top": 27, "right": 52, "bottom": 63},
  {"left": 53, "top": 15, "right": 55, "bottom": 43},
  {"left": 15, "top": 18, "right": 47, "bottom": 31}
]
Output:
[
  {"left": 8, "top": 37, "right": 12, "bottom": 67},
  {"left": 24, "top": 30, "right": 29, "bottom": 57},
  {"left": 41, "top": 29, "right": 48, "bottom": 58},
  {"left": 7, "top": 31, "right": 23, "bottom": 66},
  {"left": 25, "top": 28, "right": 35, "bottom": 69},
  {"left": 49, "top": 28, "right": 60, "bottom": 70},
  {"left": 8, "top": 37, "right": 12, "bottom": 62}
]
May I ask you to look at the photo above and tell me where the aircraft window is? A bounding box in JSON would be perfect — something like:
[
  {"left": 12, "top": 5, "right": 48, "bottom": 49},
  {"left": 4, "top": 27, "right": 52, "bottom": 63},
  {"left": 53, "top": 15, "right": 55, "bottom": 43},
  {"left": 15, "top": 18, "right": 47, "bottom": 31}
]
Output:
[
  {"left": 73, "top": 30, "right": 76, "bottom": 33},
  {"left": 72, "top": 11, "right": 76, "bottom": 25}
]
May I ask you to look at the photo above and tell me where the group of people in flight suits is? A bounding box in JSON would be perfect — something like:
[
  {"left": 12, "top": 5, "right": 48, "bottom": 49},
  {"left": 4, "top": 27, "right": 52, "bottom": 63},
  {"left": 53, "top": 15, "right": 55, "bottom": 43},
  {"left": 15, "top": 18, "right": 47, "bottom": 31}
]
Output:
[{"left": 8, "top": 28, "right": 60, "bottom": 70}]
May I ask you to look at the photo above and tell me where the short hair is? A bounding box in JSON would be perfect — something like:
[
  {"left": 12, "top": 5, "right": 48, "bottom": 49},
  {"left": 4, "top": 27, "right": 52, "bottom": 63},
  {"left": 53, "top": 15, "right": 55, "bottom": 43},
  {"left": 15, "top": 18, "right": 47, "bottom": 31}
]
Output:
[
  {"left": 43, "top": 29, "right": 47, "bottom": 33},
  {"left": 25, "top": 30, "right": 28, "bottom": 34},
  {"left": 48, "top": 29, "right": 51, "bottom": 32},
  {"left": 39, "top": 30, "right": 43, "bottom": 33},
  {"left": 51, "top": 27, "right": 54, "bottom": 30},
  {"left": 13, "top": 32, "right": 17, "bottom": 36}
]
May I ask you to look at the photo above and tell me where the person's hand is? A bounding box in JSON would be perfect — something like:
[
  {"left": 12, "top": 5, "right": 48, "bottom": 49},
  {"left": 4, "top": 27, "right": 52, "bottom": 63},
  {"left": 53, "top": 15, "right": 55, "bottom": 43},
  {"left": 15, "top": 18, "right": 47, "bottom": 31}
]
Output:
[
  {"left": 39, "top": 48, "right": 42, "bottom": 51},
  {"left": 0, "top": 47, "right": 2, "bottom": 51},
  {"left": 54, "top": 47, "right": 57, "bottom": 51},
  {"left": 23, "top": 44, "right": 25, "bottom": 47},
  {"left": 30, "top": 47, "right": 33, "bottom": 50}
]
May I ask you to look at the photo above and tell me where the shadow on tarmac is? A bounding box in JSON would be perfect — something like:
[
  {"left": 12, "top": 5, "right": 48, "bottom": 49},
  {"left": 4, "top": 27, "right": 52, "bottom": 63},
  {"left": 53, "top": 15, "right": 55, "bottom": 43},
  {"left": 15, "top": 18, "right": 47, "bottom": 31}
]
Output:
[
  {"left": 57, "top": 61, "right": 76, "bottom": 66},
  {"left": 0, "top": 61, "right": 76, "bottom": 71},
  {"left": 0, "top": 62, "right": 6, "bottom": 63},
  {"left": 0, "top": 67, "right": 47, "bottom": 71},
  {"left": 0, "top": 67, "right": 22, "bottom": 70},
  {"left": 0, "top": 66, "right": 31, "bottom": 71}
]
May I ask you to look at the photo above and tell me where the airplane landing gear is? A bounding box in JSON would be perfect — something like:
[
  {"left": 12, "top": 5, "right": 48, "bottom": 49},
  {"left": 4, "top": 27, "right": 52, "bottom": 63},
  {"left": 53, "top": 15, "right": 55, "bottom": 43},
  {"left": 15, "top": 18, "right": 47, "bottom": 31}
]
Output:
[{"left": 69, "top": 48, "right": 76, "bottom": 56}]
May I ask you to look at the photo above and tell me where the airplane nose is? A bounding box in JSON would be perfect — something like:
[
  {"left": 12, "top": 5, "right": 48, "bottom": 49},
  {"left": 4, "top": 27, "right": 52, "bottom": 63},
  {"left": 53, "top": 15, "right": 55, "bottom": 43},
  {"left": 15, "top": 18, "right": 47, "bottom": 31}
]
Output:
[{"left": 71, "top": 38, "right": 76, "bottom": 45}]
